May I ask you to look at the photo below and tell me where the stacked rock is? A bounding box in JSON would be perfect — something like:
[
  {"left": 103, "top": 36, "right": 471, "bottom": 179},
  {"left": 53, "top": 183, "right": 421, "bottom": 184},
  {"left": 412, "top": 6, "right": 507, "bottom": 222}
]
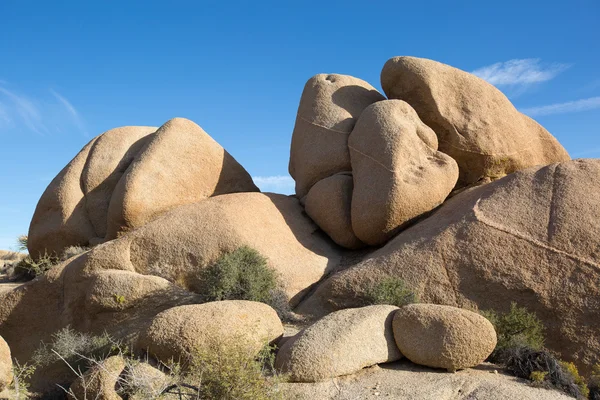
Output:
[{"left": 288, "top": 56, "right": 569, "bottom": 248}]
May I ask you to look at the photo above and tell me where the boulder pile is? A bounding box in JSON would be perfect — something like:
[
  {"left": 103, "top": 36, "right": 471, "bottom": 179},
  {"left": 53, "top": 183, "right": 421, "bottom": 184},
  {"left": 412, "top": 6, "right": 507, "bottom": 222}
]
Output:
[
  {"left": 0, "top": 336, "right": 12, "bottom": 392},
  {"left": 0, "top": 55, "right": 597, "bottom": 396}
]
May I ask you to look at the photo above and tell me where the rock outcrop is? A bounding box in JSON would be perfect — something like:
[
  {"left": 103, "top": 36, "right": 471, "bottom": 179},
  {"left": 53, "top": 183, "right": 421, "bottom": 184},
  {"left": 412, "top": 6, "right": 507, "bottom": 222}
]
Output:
[
  {"left": 298, "top": 159, "right": 600, "bottom": 374},
  {"left": 276, "top": 305, "right": 401, "bottom": 382},
  {"left": 289, "top": 74, "right": 385, "bottom": 199},
  {"left": 28, "top": 118, "right": 258, "bottom": 258},
  {"left": 137, "top": 301, "right": 283, "bottom": 365},
  {"left": 304, "top": 173, "right": 364, "bottom": 249},
  {"left": 0, "top": 336, "right": 12, "bottom": 392},
  {"left": 349, "top": 100, "right": 459, "bottom": 245},
  {"left": 393, "top": 304, "right": 496, "bottom": 371},
  {"left": 381, "top": 56, "right": 570, "bottom": 187}
]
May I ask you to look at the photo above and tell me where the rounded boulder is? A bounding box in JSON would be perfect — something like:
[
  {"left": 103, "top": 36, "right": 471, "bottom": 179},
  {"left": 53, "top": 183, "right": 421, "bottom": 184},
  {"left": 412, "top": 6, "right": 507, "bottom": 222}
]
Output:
[
  {"left": 392, "top": 304, "right": 496, "bottom": 371},
  {"left": 137, "top": 301, "right": 283, "bottom": 365},
  {"left": 275, "top": 305, "right": 402, "bottom": 382},
  {"left": 289, "top": 74, "right": 385, "bottom": 198},
  {"left": 0, "top": 336, "right": 12, "bottom": 392}
]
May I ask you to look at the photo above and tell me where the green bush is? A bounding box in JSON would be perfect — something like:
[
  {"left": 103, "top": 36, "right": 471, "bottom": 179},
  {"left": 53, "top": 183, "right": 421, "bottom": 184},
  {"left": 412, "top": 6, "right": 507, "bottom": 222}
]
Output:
[
  {"left": 13, "top": 252, "right": 60, "bottom": 280},
  {"left": 481, "top": 302, "right": 545, "bottom": 362},
  {"left": 184, "top": 339, "right": 282, "bottom": 400},
  {"left": 197, "top": 246, "right": 279, "bottom": 305},
  {"left": 363, "top": 277, "right": 418, "bottom": 307},
  {"left": 505, "top": 346, "right": 588, "bottom": 399},
  {"left": 589, "top": 364, "right": 600, "bottom": 400}
]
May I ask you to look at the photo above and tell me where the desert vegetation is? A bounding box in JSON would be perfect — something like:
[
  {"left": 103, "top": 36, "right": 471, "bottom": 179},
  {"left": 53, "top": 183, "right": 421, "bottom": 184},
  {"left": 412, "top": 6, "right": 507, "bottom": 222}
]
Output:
[{"left": 363, "top": 276, "right": 418, "bottom": 307}]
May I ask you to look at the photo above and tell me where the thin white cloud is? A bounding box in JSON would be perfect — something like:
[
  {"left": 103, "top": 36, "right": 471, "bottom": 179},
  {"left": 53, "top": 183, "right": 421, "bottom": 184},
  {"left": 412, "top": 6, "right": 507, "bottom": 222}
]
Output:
[
  {"left": 0, "top": 83, "right": 86, "bottom": 135},
  {"left": 0, "top": 86, "right": 46, "bottom": 134},
  {"left": 253, "top": 175, "right": 295, "bottom": 195},
  {"left": 50, "top": 89, "right": 87, "bottom": 134},
  {"left": 472, "top": 59, "right": 570, "bottom": 86},
  {"left": 520, "top": 96, "right": 600, "bottom": 117}
]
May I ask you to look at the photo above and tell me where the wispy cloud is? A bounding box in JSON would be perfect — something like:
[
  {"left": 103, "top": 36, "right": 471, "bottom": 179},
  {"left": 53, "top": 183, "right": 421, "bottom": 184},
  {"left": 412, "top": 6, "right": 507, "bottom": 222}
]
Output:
[
  {"left": 472, "top": 59, "right": 570, "bottom": 86},
  {"left": 0, "top": 86, "right": 46, "bottom": 134},
  {"left": 0, "top": 83, "right": 86, "bottom": 135},
  {"left": 520, "top": 96, "right": 600, "bottom": 117},
  {"left": 253, "top": 175, "right": 295, "bottom": 195}
]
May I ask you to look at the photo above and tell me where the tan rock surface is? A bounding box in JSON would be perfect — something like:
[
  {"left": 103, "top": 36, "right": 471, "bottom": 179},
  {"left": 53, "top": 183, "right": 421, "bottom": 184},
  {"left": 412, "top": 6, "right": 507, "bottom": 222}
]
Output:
[
  {"left": 137, "top": 301, "right": 283, "bottom": 365},
  {"left": 69, "top": 355, "right": 125, "bottom": 400},
  {"left": 289, "top": 74, "right": 385, "bottom": 198},
  {"left": 393, "top": 304, "right": 496, "bottom": 371},
  {"left": 106, "top": 118, "right": 258, "bottom": 238},
  {"left": 304, "top": 173, "right": 365, "bottom": 249},
  {"left": 381, "top": 56, "right": 569, "bottom": 187},
  {"left": 28, "top": 118, "right": 258, "bottom": 257},
  {"left": 276, "top": 305, "right": 401, "bottom": 382},
  {"left": 0, "top": 335, "right": 12, "bottom": 392},
  {"left": 349, "top": 100, "right": 459, "bottom": 245},
  {"left": 281, "top": 361, "right": 573, "bottom": 400},
  {"left": 298, "top": 159, "right": 600, "bottom": 374}
]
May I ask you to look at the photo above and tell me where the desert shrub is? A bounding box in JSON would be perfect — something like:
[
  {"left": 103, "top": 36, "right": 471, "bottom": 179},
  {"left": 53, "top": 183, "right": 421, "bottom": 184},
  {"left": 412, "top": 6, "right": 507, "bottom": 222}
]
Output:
[
  {"left": 363, "top": 276, "right": 418, "bottom": 307},
  {"left": 505, "top": 346, "right": 588, "bottom": 399},
  {"left": 13, "top": 252, "right": 60, "bottom": 280},
  {"left": 181, "top": 339, "right": 282, "bottom": 400},
  {"left": 31, "top": 326, "right": 120, "bottom": 371},
  {"left": 196, "top": 246, "right": 287, "bottom": 308},
  {"left": 16, "top": 235, "right": 28, "bottom": 252},
  {"left": 9, "top": 360, "right": 36, "bottom": 399},
  {"left": 481, "top": 302, "right": 545, "bottom": 362}
]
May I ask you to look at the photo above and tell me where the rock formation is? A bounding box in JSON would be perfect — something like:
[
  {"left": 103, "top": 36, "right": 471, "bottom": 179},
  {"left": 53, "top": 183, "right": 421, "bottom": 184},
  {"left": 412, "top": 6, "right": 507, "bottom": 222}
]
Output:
[
  {"left": 298, "top": 159, "right": 600, "bottom": 373},
  {"left": 28, "top": 118, "right": 258, "bottom": 258}
]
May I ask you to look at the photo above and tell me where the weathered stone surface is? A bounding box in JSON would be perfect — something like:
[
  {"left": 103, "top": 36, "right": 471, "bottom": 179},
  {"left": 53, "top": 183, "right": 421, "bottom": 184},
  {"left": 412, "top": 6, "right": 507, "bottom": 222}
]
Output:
[
  {"left": 276, "top": 305, "right": 401, "bottom": 382},
  {"left": 280, "top": 360, "right": 573, "bottom": 400},
  {"left": 349, "top": 100, "right": 458, "bottom": 245},
  {"left": 304, "top": 173, "right": 365, "bottom": 249},
  {"left": 69, "top": 355, "right": 125, "bottom": 400},
  {"left": 137, "top": 301, "right": 283, "bottom": 365},
  {"left": 298, "top": 159, "right": 600, "bottom": 374},
  {"left": 28, "top": 118, "right": 258, "bottom": 257},
  {"left": 0, "top": 335, "right": 12, "bottom": 392},
  {"left": 381, "top": 56, "right": 569, "bottom": 188},
  {"left": 289, "top": 74, "right": 385, "bottom": 198},
  {"left": 393, "top": 304, "right": 496, "bottom": 371}
]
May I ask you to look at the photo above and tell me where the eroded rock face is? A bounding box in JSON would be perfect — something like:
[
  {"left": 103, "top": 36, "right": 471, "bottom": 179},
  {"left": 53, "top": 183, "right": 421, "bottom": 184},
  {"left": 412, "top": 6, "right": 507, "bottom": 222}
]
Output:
[
  {"left": 298, "top": 159, "right": 600, "bottom": 374},
  {"left": 304, "top": 173, "right": 364, "bottom": 249},
  {"left": 289, "top": 74, "right": 385, "bottom": 199},
  {"left": 276, "top": 305, "right": 401, "bottom": 382},
  {"left": 349, "top": 100, "right": 459, "bottom": 245},
  {"left": 392, "top": 304, "right": 496, "bottom": 371},
  {"left": 28, "top": 118, "right": 259, "bottom": 258},
  {"left": 137, "top": 301, "right": 283, "bottom": 365},
  {"left": 0, "top": 336, "right": 12, "bottom": 392},
  {"left": 381, "top": 56, "right": 570, "bottom": 188}
]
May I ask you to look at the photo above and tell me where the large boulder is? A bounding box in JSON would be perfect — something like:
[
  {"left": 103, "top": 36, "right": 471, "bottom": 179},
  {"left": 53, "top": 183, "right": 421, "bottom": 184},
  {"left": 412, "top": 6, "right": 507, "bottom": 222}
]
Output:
[
  {"left": 0, "top": 335, "right": 12, "bottom": 392},
  {"left": 298, "top": 159, "right": 600, "bottom": 374},
  {"left": 28, "top": 118, "right": 259, "bottom": 257},
  {"left": 304, "top": 173, "right": 365, "bottom": 249},
  {"left": 349, "top": 100, "right": 459, "bottom": 245},
  {"left": 69, "top": 355, "right": 125, "bottom": 400},
  {"left": 289, "top": 74, "right": 385, "bottom": 198},
  {"left": 381, "top": 56, "right": 570, "bottom": 188},
  {"left": 94, "top": 192, "right": 342, "bottom": 305},
  {"left": 392, "top": 304, "right": 496, "bottom": 371},
  {"left": 137, "top": 301, "right": 283, "bottom": 365},
  {"left": 275, "top": 305, "right": 401, "bottom": 382}
]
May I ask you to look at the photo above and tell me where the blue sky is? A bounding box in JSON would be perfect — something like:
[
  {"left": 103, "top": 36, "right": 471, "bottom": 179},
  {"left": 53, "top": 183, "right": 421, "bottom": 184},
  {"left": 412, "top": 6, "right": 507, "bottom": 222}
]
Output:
[{"left": 1, "top": 0, "right": 599, "bottom": 250}]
